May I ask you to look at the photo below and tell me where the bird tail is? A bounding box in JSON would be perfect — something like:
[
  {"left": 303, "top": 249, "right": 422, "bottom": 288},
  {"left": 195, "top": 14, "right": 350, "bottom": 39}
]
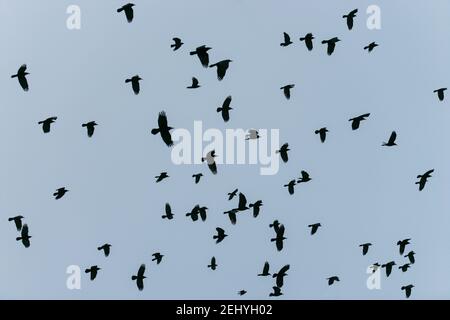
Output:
[{"left": 151, "top": 128, "right": 160, "bottom": 135}]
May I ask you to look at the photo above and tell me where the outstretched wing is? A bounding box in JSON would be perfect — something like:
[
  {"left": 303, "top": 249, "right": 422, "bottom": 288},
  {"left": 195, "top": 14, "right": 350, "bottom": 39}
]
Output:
[{"left": 388, "top": 131, "right": 397, "bottom": 144}]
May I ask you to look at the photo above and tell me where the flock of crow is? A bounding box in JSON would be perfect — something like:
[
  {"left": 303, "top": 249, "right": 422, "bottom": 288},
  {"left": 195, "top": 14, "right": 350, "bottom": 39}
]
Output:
[{"left": 6, "top": 4, "right": 446, "bottom": 299}]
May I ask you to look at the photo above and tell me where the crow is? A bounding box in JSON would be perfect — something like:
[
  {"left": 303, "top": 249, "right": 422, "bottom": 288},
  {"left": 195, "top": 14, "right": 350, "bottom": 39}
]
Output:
[
  {"left": 280, "top": 32, "right": 293, "bottom": 47},
  {"left": 269, "top": 286, "right": 283, "bottom": 297},
  {"left": 401, "top": 285, "right": 414, "bottom": 298},
  {"left": 359, "top": 243, "right": 372, "bottom": 256},
  {"left": 171, "top": 37, "right": 183, "bottom": 51},
  {"left": 228, "top": 189, "right": 238, "bottom": 200},
  {"left": 327, "top": 276, "right": 340, "bottom": 285},
  {"left": 213, "top": 227, "right": 228, "bottom": 244},
  {"left": 97, "top": 244, "right": 111, "bottom": 257},
  {"left": 276, "top": 143, "right": 290, "bottom": 163},
  {"left": 155, "top": 172, "right": 169, "bottom": 183},
  {"left": 152, "top": 252, "right": 164, "bottom": 264},
  {"left": 315, "top": 127, "right": 329, "bottom": 143},
  {"left": 249, "top": 200, "right": 263, "bottom": 218},
  {"left": 321, "top": 37, "right": 341, "bottom": 55},
  {"left": 434, "top": 88, "right": 447, "bottom": 101},
  {"left": 308, "top": 223, "right": 321, "bottom": 235},
  {"left": 187, "top": 77, "right": 200, "bottom": 89},
  {"left": 284, "top": 180, "right": 296, "bottom": 195},
  {"left": 398, "top": 263, "right": 411, "bottom": 272},
  {"left": 238, "top": 290, "right": 247, "bottom": 296},
  {"left": 224, "top": 209, "right": 239, "bottom": 225},
  {"left": 131, "top": 264, "right": 146, "bottom": 291},
  {"left": 397, "top": 239, "right": 411, "bottom": 255},
  {"left": 343, "top": 9, "right": 358, "bottom": 30},
  {"left": 280, "top": 84, "right": 295, "bottom": 100},
  {"left": 192, "top": 173, "right": 203, "bottom": 184},
  {"left": 364, "top": 42, "right": 378, "bottom": 52},
  {"left": 201, "top": 150, "right": 218, "bottom": 175},
  {"left": 190, "top": 45, "right": 211, "bottom": 68},
  {"left": 273, "top": 264, "right": 289, "bottom": 288},
  {"left": 53, "top": 187, "right": 68, "bottom": 200},
  {"left": 82, "top": 121, "right": 98, "bottom": 138},
  {"left": 151, "top": 111, "right": 174, "bottom": 147},
  {"left": 11, "top": 64, "right": 29, "bottom": 91},
  {"left": 125, "top": 75, "right": 142, "bottom": 95},
  {"left": 237, "top": 192, "right": 249, "bottom": 211},
  {"left": 382, "top": 131, "right": 397, "bottom": 146},
  {"left": 381, "top": 261, "right": 396, "bottom": 277},
  {"left": 199, "top": 206, "right": 208, "bottom": 221},
  {"left": 208, "top": 257, "right": 217, "bottom": 270},
  {"left": 85, "top": 266, "right": 101, "bottom": 281},
  {"left": 271, "top": 224, "right": 286, "bottom": 251},
  {"left": 299, "top": 33, "right": 314, "bottom": 51},
  {"left": 210, "top": 59, "right": 232, "bottom": 81},
  {"left": 349, "top": 113, "right": 370, "bottom": 130},
  {"left": 186, "top": 205, "right": 200, "bottom": 222},
  {"left": 162, "top": 203, "right": 174, "bottom": 220},
  {"left": 16, "top": 224, "right": 31, "bottom": 248},
  {"left": 298, "top": 170, "right": 312, "bottom": 183},
  {"left": 117, "top": 3, "right": 135, "bottom": 23},
  {"left": 416, "top": 169, "right": 434, "bottom": 191},
  {"left": 217, "top": 96, "right": 233, "bottom": 122},
  {"left": 258, "top": 261, "right": 271, "bottom": 276},
  {"left": 8, "top": 215, "right": 24, "bottom": 231},
  {"left": 38, "top": 117, "right": 57, "bottom": 133},
  {"left": 404, "top": 251, "right": 415, "bottom": 264}
]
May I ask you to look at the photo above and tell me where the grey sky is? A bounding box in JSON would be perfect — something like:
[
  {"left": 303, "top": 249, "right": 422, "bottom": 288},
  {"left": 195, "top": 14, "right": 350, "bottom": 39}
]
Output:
[{"left": 0, "top": 0, "right": 449, "bottom": 299}]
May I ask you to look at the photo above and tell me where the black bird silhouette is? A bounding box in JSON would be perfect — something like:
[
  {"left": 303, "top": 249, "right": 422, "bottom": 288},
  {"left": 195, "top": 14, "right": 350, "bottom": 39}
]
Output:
[
  {"left": 98, "top": 244, "right": 111, "bottom": 257},
  {"left": 131, "top": 264, "right": 146, "bottom": 291},
  {"left": 299, "top": 33, "right": 314, "bottom": 51},
  {"left": 364, "top": 42, "right": 378, "bottom": 52},
  {"left": 224, "top": 209, "right": 239, "bottom": 225},
  {"left": 208, "top": 257, "right": 217, "bottom": 270},
  {"left": 284, "top": 180, "right": 296, "bottom": 195},
  {"left": 298, "top": 171, "right": 312, "bottom": 183},
  {"left": 315, "top": 127, "right": 329, "bottom": 143},
  {"left": 269, "top": 220, "right": 281, "bottom": 232},
  {"left": 125, "top": 75, "right": 142, "bottom": 95},
  {"left": 273, "top": 264, "right": 289, "bottom": 288},
  {"left": 397, "top": 239, "right": 411, "bottom": 255},
  {"left": 416, "top": 169, "right": 434, "bottom": 191},
  {"left": 271, "top": 224, "right": 286, "bottom": 251},
  {"left": 269, "top": 286, "right": 283, "bottom": 297},
  {"left": 190, "top": 45, "right": 211, "bottom": 68},
  {"left": 327, "top": 276, "right": 340, "bottom": 285},
  {"left": 210, "top": 60, "right": 232, "bottom": 81},
  {"left": 434, "top": 88, "right": 447, "bottom": 101},
  {"left": 401, "top": 284, "right": 414, "bottom": 298},
  {"left": 8, "top": 215, "right": 24, "bottom": 231},
  {"left": 343, "top": 9, "right": 358, "bottom": 30},
  {"left": 238, "top": 290, "right": 247, "bottom": 296},
  {"left": 276, "top": 143, "right": 290, "bottom": 163},
  {"left": 171, "top": 37, "right": 183, "bottom": 51},
  {"left": 162, "top": 203, "right": 174, "bottom": 220},
  {"left": 228, "top": 189, "right": 238, "bottom": 200},
  {"left": 237, "top": 192, "right": 249, "bottom": 211},
  {"left": 187, "top": 77, "right": 200, "bottom": 89},
  {"left": 155, "top": 172, "right": 169, "bottom": 183},
  {"left": 217, "top": 96, "right": 233, "bottom": 122},
  {"left": 151, "top": 111, "right": 174, "bottom": 147},
  {"left": 280, "top": 84, "right": 295, "bottom": 100},
  {"left": 192, "top": 173, "right": 203, "bottom": 184},
  {"left": 186, "top": 205, "right": 200, "bottom": 222},
  {"left": 38, "top": 117, "right": 57, "bottom": 133},
  {"left": 199, "top": 206, "right": 208, "bottom": 222},
  {"left": 308, "top": 223, "right": 321, "bottom": 235},
  {"left": 11, "top": 64, "right": 29, "bottom": 91},
  {"left": 258, "top": 261, "right": 271, "bottom": 276},
  {"left": 249, "top": 200, "right": 263, "bottom": 218},
  {"left": 53, "top": 187, "right": 68, "bottom": 200},
  {"left": 85, "top": 266, "right": 101, "bottom": 281},
  {"left": 280, "top": 32, "right": 293, "bottom": 47},
  {"left": 359, "top": 243, "right": 372, "bottom": 256},
  {"left": 398, "top": 263, "right": 411, "bottom": 272},
  {"left": 382, "top": 131, "right": 397, "bottom": 146},
  {"left": 213, "top": 227, "right": 228, "bottom": 244},
  {"left": 404, "top": 251, "right": 415, "bottom": 264},
  {"left": 82, "top": 121, "right": 98, "bottom": 138},
  {"left": 381, "top": 261, "right": 396, "bottom": 277},
  {"left": 201, "top": 150, "right": 217, "bottom": 174},
  {"left": 152, "top": 252, "right": 164, "bottom": 264},
  {"left": 16, "top": 224, "right": 31, "bottom": 248},
  {"left": 321, "top": 37, "right": 341, "bottom": 55},
  {"left": 117, "top": 3, "right": 135, "bottom": 23},
  {"left": 349, "top": 113, "right": 370, "bottom": 130}
]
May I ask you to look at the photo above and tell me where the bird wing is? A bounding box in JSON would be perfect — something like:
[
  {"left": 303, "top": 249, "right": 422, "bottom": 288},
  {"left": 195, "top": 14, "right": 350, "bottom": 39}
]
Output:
[
  {"left": 301, "top": 171, "right": 309, "bottom": 180},
  {"left": 283, "top": 32, "right": 290, "bottom": 43},
  {"left": 15, "top": 219, "right": 23, "bottom": 231},
  {"left": 132, "top": 80, "right": 140, "bottom": 94},
  {"left": 158, "top": 112, "right": 169, "bottom": 130},
  {"left": 327, "top": 42, "right": 336, "bottom": 55},
  {"left": 279, "top": 264, "right": 290, "bottom": 275},
  {"left": 208, "top": 161, "right": 217, "bottom": 174},
  {"left": 277, "top": 224, "right": 285, "bottom": 237},
  {"left": 21, "top": 224, "right": 29, "bottom": 238},
  {"left": 18, "top": 64, "right": 27, "bottom": 74},
  {"left": 87, "top": 126, "right": 94, "bottom": 137},
  {"left": 283, "top": 87, "right": 291, "bottom": 99},
  {"left": 192, "top": 77, "right": 198, "bottom": 86},
  {"left": 165, "top": 203, "right": 171, "bottom": 214},
  {"left": 306, "top": 38, "right": 313, "bottom": 51},
  {"left": 125, "top": 7, "right": 134, "bottom": 22},
  {"left": 276, "top": 238, "right": 284, "bottom": 251},
  {"left": 19, "top": 75, "right": 29, "bottom": 91},
  {"left": 229, "top": 211, "right": 237, "bottom": 225},
  {"left": 222, "top": 108, "right": 230, "bottom": 122},
  {"left": 263, "top": 262, "right": 270, "bottom": 274},
  {"left": 137, "top": 264, "right": 145, "bottom": 278},
  {"left": 238, "top": 193, "right": 247, "bottom": 208},
  {"left": 198, "top": 51, "right": 209, "bottom": 68},
  {"left": 222, "top": 96, "right": 232, "bottom": 109},
  {"left": 388, "top": 131, "right": 397, "bottom": 144},
  {"left": 351, "top": 119, "right": 359, "bottom": 130}
]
